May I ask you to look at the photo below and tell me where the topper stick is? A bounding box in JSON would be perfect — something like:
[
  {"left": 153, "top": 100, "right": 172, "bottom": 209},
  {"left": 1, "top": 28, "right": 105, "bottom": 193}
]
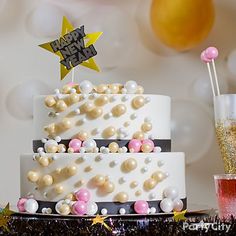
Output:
[
  {"left": 211, "top": 59, "right": 220, "bottom": 96},
  {"left": 71, "top": 68, "right": 75, "bottom": 83},
  {"left": 206, "top": 62, "right": 216, "bottom": 97}
]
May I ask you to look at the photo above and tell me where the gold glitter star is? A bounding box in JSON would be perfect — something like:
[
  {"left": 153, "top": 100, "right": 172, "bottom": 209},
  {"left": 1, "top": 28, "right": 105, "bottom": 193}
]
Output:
[
  {"left": 0, "top": 203, "right": 14, "bottom": 232},
  {"left": 39, "top": 16, "right": 102, "bottom": 80},
  {"left": 91, "top": 215, "right": 111, "bottom": 231},
  {"left": 173, "top": 210, "right": 187, "bottom": 222}
]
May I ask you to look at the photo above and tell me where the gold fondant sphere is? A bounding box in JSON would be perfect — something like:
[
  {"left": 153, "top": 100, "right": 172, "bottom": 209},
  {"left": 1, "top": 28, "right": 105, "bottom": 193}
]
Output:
[
  {"left": 135, "top": 190, "right": 142, "bottom": 196},
  {"left": 141, "top": 143, "right": 152, "bottom": 153},
  {"left": 102, "top": 181, "right": 115, "bottom": 193},
  {"left": 67, "top": 147, "right": 74, "bottom": 153},
  {"left": 46, "top": 145, "right": 58, "bottom": 153},
  {"left": 124, "top": 158, "right": 137, "bottom": 172},
  {"left": 92, "top": 175, "right": 106, "bottom": 186},
  {"left": 96, "top": 84, "right": 108, "bottom": 93},
  {"left": 67, "top": 166, "right": 77, "bottom": 176},
  {"left": 130, "top": 181, "right": 138, "bottom": 188},
  {"left": 144, "top": 178, "right": 157, "bottom": 190},
  {"left": 132, "top": 96, "right": 145, "bottom": 109},
  {"left": 133, "top": 131, "right": 144, "bottom": 140},
  {"left": 141, "top": 122, "right": 152, "bottom": 132},
  {"left": 151, "top": 171, "right": 165, "bottom": 182},
  {"left": 69, "top": 93, "right": 80, "bottom": 103},
  {"left": 62, "top": 85, "right": 71, "bottom": 94},
  {"left": 56, "top": 100, "right": 68, "bottom": 112},
  {"left": 95, "top": 95, "right": 109, "bottom": 106},
  {"left": 65, "top": 193, "right": 76, "bottom": 201},
  {"left": 77, "top": 131, "right": 88, "bottom": 141},
  {"left": 112, "top": 104, "right": 127, "bottom": 117},
  {"left": 136, "top": 86, "right": 144, "bottom": 94},
  {"left": 82, "top": 102, "right": 94, "bottom": 112},
  {"left": 45, "top": 96, "right": 56, "bottom": 107},
  {"left": 58, "top": 144, "right": 66, "bottom": 153},
  {"left": 61, "top": 118, "right": 72, "bottom": 129},
  {"left": 44, "top": 123, "right": 56, "bottom": 135},
  {"left": 58, "top": 204, "right": 70, "bottom": 215},
  {"left": 89, "top": 107, "right": 103, "bottom": 119},
  {"left": 108, "top": 142, "right": 119, "bottom": 153},
  {"left": 103, "top": 126, "right": 116, "bottom": 138},
  {"left": 38, "top": 157, "right": 50, "bottom": 167},
  {"left": 116, "top": 192, "right": 129, "bottom": 203},
  {"left": 42, "top": 175, "right": 53, "bottom": 186},
  {"left": 108, "top": 84, "right": 120, "bottom": 94},
  {"left": 54, "top": 185, "right": 64, "bottom": 194},
  {"left": 27, "top": 171, "right": 39, "bottom": 183}
]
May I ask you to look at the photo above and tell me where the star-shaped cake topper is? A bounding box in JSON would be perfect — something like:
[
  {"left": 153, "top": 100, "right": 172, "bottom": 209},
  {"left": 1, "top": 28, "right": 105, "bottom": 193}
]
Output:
[
  {"left": 91, "top": 215, "right": 111, "bottom": 231},
  {"left": 0, "top": 203, "right": 14, "bottom": 232},
  {"left": 39, "top": 16, "right": 103, "bottom": 80},
  {"left": 173, "top": 209, "right": 187, "bottom": 222}
]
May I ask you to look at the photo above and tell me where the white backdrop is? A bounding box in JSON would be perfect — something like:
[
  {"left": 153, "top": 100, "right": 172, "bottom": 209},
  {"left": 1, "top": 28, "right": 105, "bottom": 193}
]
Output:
[{"left": 1, "top": 0, "right": 236, "bottom": 209}]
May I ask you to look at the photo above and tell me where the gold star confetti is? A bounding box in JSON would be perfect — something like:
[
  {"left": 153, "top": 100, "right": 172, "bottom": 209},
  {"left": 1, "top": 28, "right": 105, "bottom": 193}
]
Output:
[
  {"left": 0, "top": 203, "right": 14, "bottom": 232},
  {"left": 39, "top": 16, "right": 102, "bottom": 80},
  {"left": 173, "top": 210, "right": 187, "bottom": 222},
  {"left": 91, "top": 215, "right": 111, "bottom": 231}
]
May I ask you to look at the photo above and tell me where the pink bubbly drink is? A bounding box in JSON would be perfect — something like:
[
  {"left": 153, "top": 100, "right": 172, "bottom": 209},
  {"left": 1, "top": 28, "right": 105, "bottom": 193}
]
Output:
[{"left": 214, "top": 174, "right": 236, "bottom": 219}]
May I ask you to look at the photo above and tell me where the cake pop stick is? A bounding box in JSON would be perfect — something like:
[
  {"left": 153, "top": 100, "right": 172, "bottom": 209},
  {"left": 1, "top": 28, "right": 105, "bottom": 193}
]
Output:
[
  {"left": 205, "top": 47, "right": 220, "bottom": 96},
  {"left": 201, "top": 50, "right": 215, "bottom": 97}
]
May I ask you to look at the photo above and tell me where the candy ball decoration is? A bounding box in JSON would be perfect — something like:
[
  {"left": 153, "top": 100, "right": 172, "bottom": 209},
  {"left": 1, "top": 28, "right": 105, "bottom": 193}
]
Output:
[
  {"left": 79, "top": 80, "right": 93, "bottom": 94},
  {"left": 150, "top": 0, "right": 215, "bottom": 51},
  {"left": 108, "top": 142, "right": 119, "bottom": 153},
  {"left": 123, "top": 158, "right": 137, "bottom": 172},
  {"left": 200, "top": 51, "right": 211, "bottom": 63},
  {"left": 160, "top": 198, "right": 174, "bottom": 213},
  {"left": 86, "top": 201, "right": 98, "bottom": 215},
  {"left": 17, "top": 198, "right": 27, "bottom": 212},
  {"left": 6, "top": 80, "right": 51, "bottom": 120},
  {"left": 115, "top": 192, "right": 129, "bottom": 203},
  {"left": 132, "top": 96, "right": 145, "bottom": 109},
  {"left": 24, "top": 199, "right": 39, "bottom": 214},
  {"left": 92, "top": 175, "right": 106, "bottom": 186},
  {"left": 173, "top": 199, "right": 184, "bottom": 212},
  {"left": 102, "top": 181, "right": 115, "bottom": 193},
  {"left": 69, "top": 139, "right": 82, "bottom": 153},
  {"left": 72, "top": 201, "right": 87, "bottom": 215},
  {"left": 75, "top": 189, "right": 91, "bottom": 202},
  {"left": 141, "top": 143, "right": 152, "bottom": 153},
  {"left": 82, "top": 139, "right": 97, "bottom": 152},
  {"left": 163, "top": 186, "right": 179, "bottom": 200},
  {"left": 27, "top": 171, "right": 39, "bottom": 183},
  {"left": 134, "top": 200, "right": 149, "bottom": 214},
  {"left": 205, "top": 47, "right": 218, "bottom": 60},
  {"left": 128, "top": 139, "right": 142, "bottom": 153},
  {"left": 124, "top": 81, "right": 138, "bottom": 94}
]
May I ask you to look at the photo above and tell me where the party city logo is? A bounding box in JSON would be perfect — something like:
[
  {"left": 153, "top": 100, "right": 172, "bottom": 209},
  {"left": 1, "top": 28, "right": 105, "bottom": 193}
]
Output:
[{"left": 183, "top": 220, "right": 231, "bottom": 233}]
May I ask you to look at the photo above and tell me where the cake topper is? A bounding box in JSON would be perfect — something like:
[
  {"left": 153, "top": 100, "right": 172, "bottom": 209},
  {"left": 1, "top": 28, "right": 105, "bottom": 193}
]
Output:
[{"left": 39, "top": 16, "right": 103, "bottom": 81}]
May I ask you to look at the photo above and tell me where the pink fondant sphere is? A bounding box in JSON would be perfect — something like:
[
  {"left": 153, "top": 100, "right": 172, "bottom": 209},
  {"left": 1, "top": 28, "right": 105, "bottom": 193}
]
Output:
[
  {"left": 128, "top": 139, "right": 142, "bottom": 152},
  {"left": 200, "top": 51, "right": 211, "bottom": 63},
  {"left": 134, "top": 200, "right": 149, "bottom": 214},
  {"left": 75, "top": 188, "right": 91, "bottom": 202},
  {"left": 69, "top": 139, "right": 82, "bottom": 153},
  {"left": 72, "top": 201, "right": 87, "bottom": 215},
  {"left": 142, "top": 139, "right": 154, "bottom": 151},
  {"left": 205, "top": 47, "right": 218, "bottom": 60},
  {"left": 17, "top": 198, "right": 27, "bottom": 212}
]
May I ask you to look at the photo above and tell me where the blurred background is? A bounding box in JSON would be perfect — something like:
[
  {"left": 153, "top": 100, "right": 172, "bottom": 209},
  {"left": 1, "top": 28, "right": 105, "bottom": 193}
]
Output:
[{"left": 1, "top": 0, "right": 236, "bottom": 209}]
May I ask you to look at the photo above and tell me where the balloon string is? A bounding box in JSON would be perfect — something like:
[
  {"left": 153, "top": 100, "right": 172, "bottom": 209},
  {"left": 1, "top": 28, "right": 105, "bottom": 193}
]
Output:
[
  {"left": 207, "top": 63, "right": 216, "bottom": 97},
  {"left": 211, "top": 59, "right": 220, "bottom": 96}
]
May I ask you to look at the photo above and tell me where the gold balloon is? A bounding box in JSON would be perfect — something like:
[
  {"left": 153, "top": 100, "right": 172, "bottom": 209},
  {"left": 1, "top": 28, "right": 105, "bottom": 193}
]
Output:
[
  {"left": 66, "top": 166, "right": 77, "bottom": 176},
  {"left": 123, "top": 158, "right": 137, "bottom": 172},
  {"left": 42, "top": 175, "right": 53, "bottom": 186},
  {"left": 56, "top": 100, "right": 68, "bottom": 112},
  {"left": 144, "top": 178, "right": 157, "bottom": 190},
  {"left": 89, "top": 107, "right": 103, "bottom": 119},
  {"left": 38, "top": 157, "right": 50, "bottom": 167},
  {"left": 132, "top": 96, "right": 145, "bottom": 109},
  {"left": 151, "top": 171, "right": 165, "bottom": 182},
  {"left": 69, "top": 93, "right": 80, "bottom": 104},
  {"left": 133, "top": 131, "right": 145, "bottom": 140},
  {"left": 108, "top": 142, "right": 119, "bottom": 153},
  {"left": 27, "top": 171, "right": 39, "bottom": 183},
  {"left": 103, "top": 126, "right": 116, "bottom": 138},
  {"left": 112, "top": 104, "right": 127, "bottom": 117},
  {"left": 141, "top": 122, "right": 152, "bottom": 132},
  {"left": 102, "top": 181, "right": 115, "bottom": 193},
  {"left": 141, "top": 143, "right": 152, "bottom": 153},
  {"left": 115, "top": 192, "right": 129, "bottom": 203},
  {"left": 77, "top": 131, "right": 89, "bottom": 141},
  {"left": 95, "top": 95, "right": 109, "bottom": 106},
  {"left": 45, "top": 96, "right": 56, "bottom": 107},
  {"left": 92, "top": 175, "right": 106, "bottom": 186},
  {"left": 150, "top": 0, "right": 215, "bottom": 51}
]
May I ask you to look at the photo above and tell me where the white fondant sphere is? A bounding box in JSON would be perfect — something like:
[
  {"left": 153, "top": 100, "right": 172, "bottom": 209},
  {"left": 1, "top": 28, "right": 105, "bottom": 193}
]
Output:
[
  {"left": 101, "top": 208, "right": 108, "bottom": 215},
  {"left": 24, "top": 199, "right": 39, "bottom": 214},
  {"left": 160, "top": 198, "right": 173, "bottom": 213},
  {"left": 86, "top": 201, "right": 98, "bottom": 215},
  {"left": 79, "top": 80, "right": 93, "bottom": 94},
  {"left": 124, "top": 81, "right": 137, "bottom": 94},
  {"left": 173, "top": 199, "right": 184, "bottom": 212},
  {"left": 150, "top": 207, "right": 156, "bottom": 214},
  {"left": 119, "top": 208, "right": 126, "bottom": 215},
  {"left": 163, "top": 186, "right": 179, "bottom": 200},
  {"left": 82, "top": 139, "right": 97, "bottom": 152}
]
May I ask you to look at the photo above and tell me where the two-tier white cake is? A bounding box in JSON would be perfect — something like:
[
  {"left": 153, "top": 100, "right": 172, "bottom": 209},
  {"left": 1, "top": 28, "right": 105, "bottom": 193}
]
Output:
[{"left": 19, "top": 81, "right": 186, "bottom": 215}]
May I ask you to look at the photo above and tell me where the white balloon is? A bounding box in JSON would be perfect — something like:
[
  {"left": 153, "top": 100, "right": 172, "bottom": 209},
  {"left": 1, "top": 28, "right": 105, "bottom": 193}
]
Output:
[
  {"left": 24, "top": 199, "right": 39, "bottom": 214},
  {"left": 6, "top": 80, "right": 51, "bottom": 120},
  {"left": 171, "top": 100, "right": 214, "bottom": 164},
  {"left": 75, "top": 5, "right": 139, "bottom": 70},
  {"left": 191, "top": 77, "right": 228, "bottom": 105},
  {"left": 26, "top": 4, "right": 64, "bottom": 38},
  {"left": 86, "top": 201, "right": 98, "bottom": 215},
  {"left": 160, "top": 198, "right": 173, "bottom": 213},
  {"left": 227, "top": 49, "right": 236, "bottom": 75},
  {"left": 163, "top": 187, "right": 179, "bottom": 200}
]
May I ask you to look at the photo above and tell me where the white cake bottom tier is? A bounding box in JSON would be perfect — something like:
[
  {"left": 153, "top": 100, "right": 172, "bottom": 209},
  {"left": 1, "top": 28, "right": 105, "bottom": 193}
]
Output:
[{"left": 20, "top": 152, "right": 186, "bottom": 214}]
